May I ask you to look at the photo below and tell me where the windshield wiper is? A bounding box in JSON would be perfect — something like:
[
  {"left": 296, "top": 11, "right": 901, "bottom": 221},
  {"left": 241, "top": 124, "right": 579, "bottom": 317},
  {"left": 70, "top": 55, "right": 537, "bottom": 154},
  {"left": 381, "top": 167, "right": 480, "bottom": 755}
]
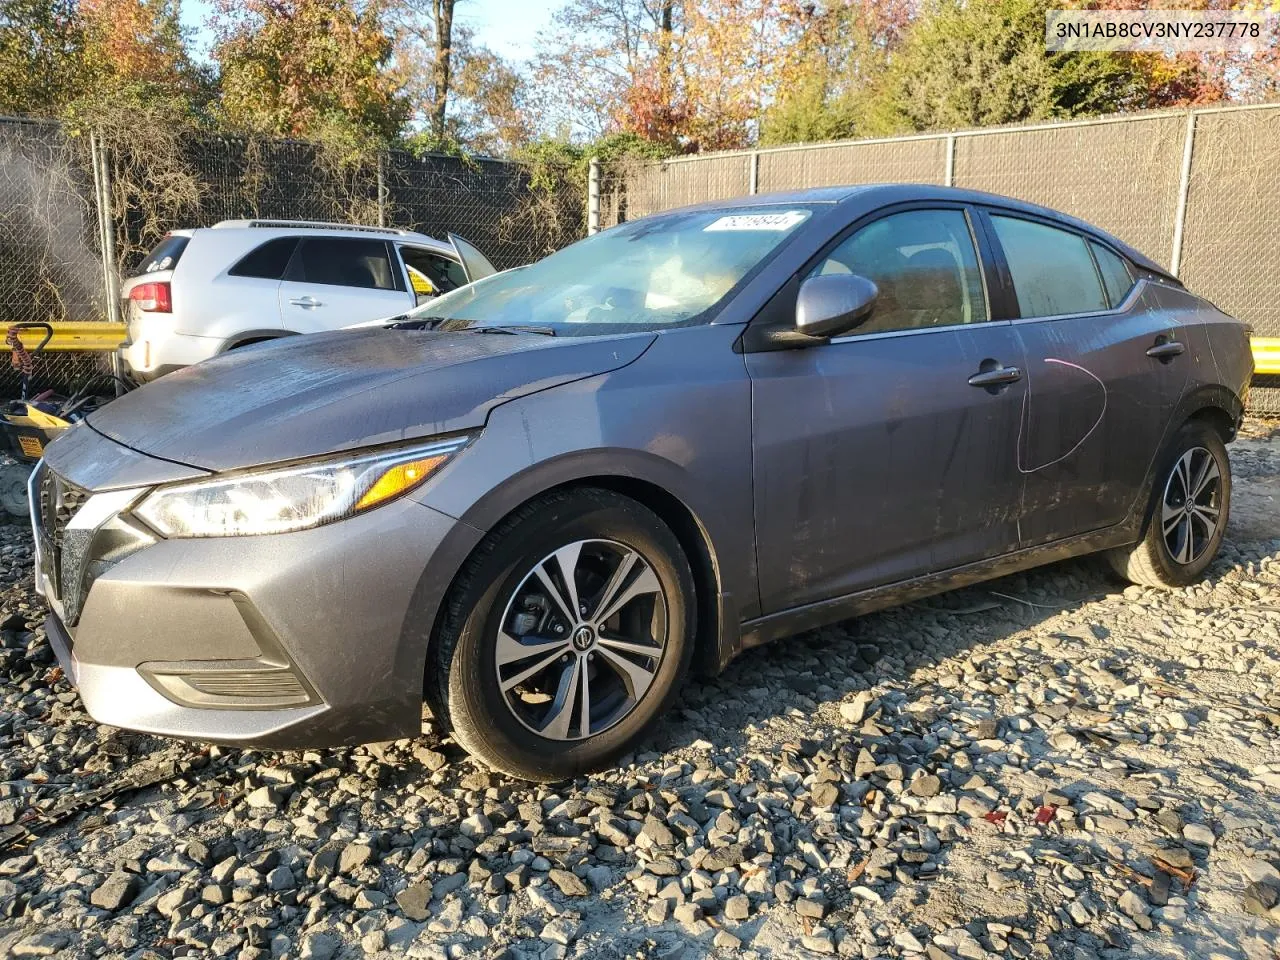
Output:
[
  {"left": 468, "top": 325, "right": 557, "bottom": 337},
  {"left": 387, "top": 316, "right": 447, "bottom": 330}
]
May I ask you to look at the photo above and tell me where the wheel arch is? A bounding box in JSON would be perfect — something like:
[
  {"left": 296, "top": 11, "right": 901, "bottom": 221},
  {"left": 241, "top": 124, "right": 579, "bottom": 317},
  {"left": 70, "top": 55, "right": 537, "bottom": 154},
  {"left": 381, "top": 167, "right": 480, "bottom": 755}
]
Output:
[
  {"left": 421, "top": 471, "right": 732, "bottom": 712},
  {"left": 220, "top": 329, "right": 300, "bottom": 352},
  {"left": 1176, "top": 383, "right": 1244, "bottom": 443}
]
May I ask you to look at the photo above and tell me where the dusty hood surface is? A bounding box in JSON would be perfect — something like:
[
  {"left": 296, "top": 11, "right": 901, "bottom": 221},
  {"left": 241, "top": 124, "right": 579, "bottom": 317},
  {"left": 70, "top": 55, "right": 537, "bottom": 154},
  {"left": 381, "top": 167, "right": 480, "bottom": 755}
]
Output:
[{"left": 89, "top": 328, "right": 654, "bottom": 472}]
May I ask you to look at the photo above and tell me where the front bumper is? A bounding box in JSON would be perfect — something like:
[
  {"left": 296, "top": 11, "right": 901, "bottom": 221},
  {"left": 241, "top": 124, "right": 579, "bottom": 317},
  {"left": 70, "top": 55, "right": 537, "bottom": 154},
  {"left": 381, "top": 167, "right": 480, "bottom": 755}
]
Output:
[{"left": 32, "top": 461, "right": 482, "bottom": 749}]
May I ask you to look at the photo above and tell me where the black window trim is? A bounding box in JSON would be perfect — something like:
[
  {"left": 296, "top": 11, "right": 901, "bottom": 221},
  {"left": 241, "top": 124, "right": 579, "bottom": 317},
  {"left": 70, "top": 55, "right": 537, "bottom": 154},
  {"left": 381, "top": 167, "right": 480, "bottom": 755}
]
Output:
[
  {"left": 283, "top": 236, "right": 405, "bottom": 293},
  {"left": 760, "top": 200, "right": 1004, "bottom": 346},
  {"left": 977, "top": 206, "right": 1148, "bottom": 323}
]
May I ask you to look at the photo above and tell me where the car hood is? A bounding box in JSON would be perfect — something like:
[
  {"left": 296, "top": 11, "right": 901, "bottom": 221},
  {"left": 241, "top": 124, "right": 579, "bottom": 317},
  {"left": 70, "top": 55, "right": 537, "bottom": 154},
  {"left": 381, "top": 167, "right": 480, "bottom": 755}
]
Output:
[{"left": 88, "top": 328, "right": 655, "bottom": 472}]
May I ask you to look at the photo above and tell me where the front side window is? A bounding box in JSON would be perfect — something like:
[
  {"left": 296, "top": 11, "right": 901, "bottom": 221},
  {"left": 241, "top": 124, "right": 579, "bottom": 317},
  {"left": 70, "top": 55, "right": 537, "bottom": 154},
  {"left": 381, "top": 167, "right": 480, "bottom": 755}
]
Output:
[
  {"left": 287, "top": 238, "right": 397, "bottom": 291},
  {"left": 809, "top": 209, "right": 988, "bottom": 335},
  {"left": 401, "top": 206, "right": 815, "bottom": 336},
  {"left": 400, "top": 246, "right": 467, "bottom": 304},
  {"left": 991, "top": 215, "right": 1107, "bottom": 318},
  {"left": 1090, "top": 241, "right": 1135, "bottom": 308}
]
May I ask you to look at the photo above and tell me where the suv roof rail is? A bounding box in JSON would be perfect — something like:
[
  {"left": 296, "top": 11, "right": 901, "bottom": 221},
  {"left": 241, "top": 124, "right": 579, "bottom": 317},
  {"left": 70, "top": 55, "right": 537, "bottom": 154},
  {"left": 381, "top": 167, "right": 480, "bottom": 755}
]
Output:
[{"left": 212, "top": 219, "right": 416, "bottom": 236}]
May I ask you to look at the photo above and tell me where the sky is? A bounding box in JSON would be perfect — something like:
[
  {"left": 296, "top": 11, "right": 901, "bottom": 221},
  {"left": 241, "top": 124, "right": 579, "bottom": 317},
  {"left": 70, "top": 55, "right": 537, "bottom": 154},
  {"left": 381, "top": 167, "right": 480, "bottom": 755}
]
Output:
[{"left": 180, "top": 0, "right": 563, "bottom": 62}]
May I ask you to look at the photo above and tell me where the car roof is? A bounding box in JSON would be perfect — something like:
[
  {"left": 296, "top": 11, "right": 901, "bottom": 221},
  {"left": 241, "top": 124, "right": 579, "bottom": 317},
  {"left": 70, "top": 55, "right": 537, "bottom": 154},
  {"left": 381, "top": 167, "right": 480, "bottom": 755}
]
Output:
[
  {"left": 647, "top": 183, "right": 1173, "bottom": 280},
  {"left": 197, "top": 220, "right": 452, "bottom": 253}
]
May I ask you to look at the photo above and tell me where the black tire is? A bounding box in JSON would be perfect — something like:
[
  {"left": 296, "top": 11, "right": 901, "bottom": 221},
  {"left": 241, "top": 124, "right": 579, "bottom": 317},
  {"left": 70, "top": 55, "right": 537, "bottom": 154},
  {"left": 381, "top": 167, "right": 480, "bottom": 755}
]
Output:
[
  {"left": 429, "top": 488, "right": 696, "bottom": 782},
  {"left": 1107, "top": 418, "right": 1231, "bottom": 588},
  {"left": 0, "top": 463, "right": 31, "bottom": 518}
]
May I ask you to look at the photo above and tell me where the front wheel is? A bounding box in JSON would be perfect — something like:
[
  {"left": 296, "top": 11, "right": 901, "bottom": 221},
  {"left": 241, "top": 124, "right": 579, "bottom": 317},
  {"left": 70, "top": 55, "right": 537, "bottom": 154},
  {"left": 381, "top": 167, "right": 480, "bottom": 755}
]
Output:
[
  {"left": 1108, "top": 419, "right": 1231, "bottom": 588},
  {"left": 430, "top": 488, "right": 696, "bottom": 782}
]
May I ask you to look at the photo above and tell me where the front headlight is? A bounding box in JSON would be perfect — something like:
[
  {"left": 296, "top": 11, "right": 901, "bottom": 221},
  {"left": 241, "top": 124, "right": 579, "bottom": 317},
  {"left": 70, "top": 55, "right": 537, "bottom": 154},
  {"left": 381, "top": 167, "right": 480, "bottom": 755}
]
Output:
[{"left": 133, "top": 436, "right": 472, "bottom": 538}]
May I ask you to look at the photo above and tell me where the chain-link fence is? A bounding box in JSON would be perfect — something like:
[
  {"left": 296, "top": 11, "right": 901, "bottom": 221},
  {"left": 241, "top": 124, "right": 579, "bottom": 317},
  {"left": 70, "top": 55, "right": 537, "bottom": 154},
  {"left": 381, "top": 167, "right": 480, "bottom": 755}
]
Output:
[
  {"left": 0, "top": 118, "right": 585, "bottom": 399},
  {"left": 600, "top": 102, "right": 1280, "bottom": 414}
]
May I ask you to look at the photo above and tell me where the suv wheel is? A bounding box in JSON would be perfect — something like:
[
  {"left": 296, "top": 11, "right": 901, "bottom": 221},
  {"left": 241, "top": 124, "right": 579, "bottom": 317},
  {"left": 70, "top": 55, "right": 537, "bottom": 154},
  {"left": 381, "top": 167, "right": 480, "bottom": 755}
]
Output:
[
  {"left": 430, "top": 488, "right": 695, "bottom": 781},
  {"left": 1108, "top": 419, "right": 1231, "bottom": 588}
]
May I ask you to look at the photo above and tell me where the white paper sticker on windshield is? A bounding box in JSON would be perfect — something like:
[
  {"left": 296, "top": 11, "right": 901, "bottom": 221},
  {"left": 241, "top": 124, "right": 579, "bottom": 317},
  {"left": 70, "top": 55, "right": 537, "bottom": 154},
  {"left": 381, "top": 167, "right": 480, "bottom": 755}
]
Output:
[{"left": 704, "top": 211, "right": 807, "bottom": 232}]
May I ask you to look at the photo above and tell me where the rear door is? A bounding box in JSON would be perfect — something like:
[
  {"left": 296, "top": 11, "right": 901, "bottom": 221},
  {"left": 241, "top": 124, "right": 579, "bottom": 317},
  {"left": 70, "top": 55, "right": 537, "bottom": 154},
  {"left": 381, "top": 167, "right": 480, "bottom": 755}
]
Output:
[
  {"left": 278, "top": 236, "right": 412, "bottom": 332},
  {"left": 747, "top": 204, "right": 1029, "bottom": 613},
  {"left": 981, "top": 210, "right": 1187, "bottom": 545}
]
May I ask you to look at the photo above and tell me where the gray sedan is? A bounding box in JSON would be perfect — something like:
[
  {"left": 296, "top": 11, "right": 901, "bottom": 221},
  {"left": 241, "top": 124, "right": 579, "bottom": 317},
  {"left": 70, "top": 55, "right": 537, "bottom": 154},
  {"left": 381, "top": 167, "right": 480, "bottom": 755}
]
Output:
[{"left": 31, "top": 185, "right": 1252, "bottom": 781}]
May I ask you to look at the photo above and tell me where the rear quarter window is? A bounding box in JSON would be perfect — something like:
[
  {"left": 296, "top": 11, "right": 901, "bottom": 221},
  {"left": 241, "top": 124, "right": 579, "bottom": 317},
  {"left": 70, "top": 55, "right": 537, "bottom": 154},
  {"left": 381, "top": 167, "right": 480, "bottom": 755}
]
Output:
[
  {"left": 1089, "top": 241, "right": 1136, "bottom": 308},
  {"left": 229, "top": 237, "right": 300, "bottom": 280},
  {"left": 132, "top": 235, "right": 189, "bottom": 277}
]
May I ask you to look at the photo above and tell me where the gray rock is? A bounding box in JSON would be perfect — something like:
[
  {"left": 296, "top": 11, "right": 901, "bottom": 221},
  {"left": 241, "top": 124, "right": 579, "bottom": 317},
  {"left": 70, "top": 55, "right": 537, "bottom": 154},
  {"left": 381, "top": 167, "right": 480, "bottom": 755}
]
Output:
[
  {"left": 724, "top": 894, "right": 750, "bottom": 920},
  {"left": 340, "top": 842, "right": 375, "bottom": 873},
  {"left": 300, "top": 933, "right": 337, "bottom": 960},
  {"left": 396, "top": 881, "right": 434, "bottom": 921},
  {"left": 702, "top": 842, "right": 749, "bottom": 873},
  {"left": 910, "top": 774, "right": 942, "bottom": 798},
  {"left": 90, "top": 872, "right": 139, "bottom": 912},
  {"left": 1183, "top": 823, "right": 1216, "bottom": 847},
  {"left": 548, "top": 868, "right": 589, "bottom": 896}
]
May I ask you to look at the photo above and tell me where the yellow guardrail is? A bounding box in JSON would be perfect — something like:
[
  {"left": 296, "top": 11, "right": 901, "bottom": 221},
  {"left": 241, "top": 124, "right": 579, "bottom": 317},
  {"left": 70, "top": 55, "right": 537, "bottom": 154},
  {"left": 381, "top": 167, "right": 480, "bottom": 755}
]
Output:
[
  {"left": 1, "top": 322, "right": 128, "bottom": 353},
  {"left": 1254, "top": 337, "right": 1280, "bottom": 377}
]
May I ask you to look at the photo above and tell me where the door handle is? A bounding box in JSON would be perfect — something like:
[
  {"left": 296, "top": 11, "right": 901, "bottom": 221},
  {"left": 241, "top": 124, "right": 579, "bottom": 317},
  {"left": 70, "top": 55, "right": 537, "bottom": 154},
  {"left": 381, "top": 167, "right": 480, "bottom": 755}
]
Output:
[
  {"left": 968, "top": 365, "right": 1022, "bottom": 389},
  {"left": 1146, "top": 339, "right": 1184, "bottom": 361},
  {"left": 289, "top": 296, "right": 323, "bottom": 308}
]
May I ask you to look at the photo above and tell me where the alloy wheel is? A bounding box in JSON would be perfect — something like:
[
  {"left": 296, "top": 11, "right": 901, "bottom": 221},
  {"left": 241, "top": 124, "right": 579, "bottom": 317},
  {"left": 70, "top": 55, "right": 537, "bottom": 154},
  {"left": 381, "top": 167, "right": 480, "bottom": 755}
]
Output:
[
  {"left": 494, "top": 539, "right": 668, "bottom": 741},
  {"left": 1161, "top": 446, "right": 1222, "bottom": 566}
]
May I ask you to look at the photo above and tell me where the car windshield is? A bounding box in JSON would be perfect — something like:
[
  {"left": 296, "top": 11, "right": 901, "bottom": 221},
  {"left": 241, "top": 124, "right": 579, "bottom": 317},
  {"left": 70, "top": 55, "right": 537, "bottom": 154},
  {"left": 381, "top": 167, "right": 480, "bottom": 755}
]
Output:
[{"left": 402, "top": 206, "right": 816, "bottom": 335}]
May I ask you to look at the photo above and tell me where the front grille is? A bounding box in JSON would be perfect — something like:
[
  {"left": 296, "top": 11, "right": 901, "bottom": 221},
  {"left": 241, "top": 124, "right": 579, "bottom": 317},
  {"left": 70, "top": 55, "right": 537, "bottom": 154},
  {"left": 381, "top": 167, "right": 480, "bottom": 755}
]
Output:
[
  {"left": 39, "top": 470, "right": 89, "bottom": 549},
  {"left": 36, "top": 468, "right": 91, "bottom": 622}
]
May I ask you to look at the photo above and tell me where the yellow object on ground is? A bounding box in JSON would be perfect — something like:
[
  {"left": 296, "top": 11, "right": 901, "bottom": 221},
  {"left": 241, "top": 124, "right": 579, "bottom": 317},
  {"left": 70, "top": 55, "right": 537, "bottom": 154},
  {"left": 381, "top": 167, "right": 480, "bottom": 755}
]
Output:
[
  {"left": 1254, "top": 338, "right": 1280, "bottom": 376},
  {"left": 0, "top": 322, "right": 128, "bottom": 352}
]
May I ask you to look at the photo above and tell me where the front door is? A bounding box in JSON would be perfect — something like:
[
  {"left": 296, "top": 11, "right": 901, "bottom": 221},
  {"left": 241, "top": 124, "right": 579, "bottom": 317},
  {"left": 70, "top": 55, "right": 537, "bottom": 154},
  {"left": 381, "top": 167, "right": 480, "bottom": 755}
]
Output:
[
  {"left": 982, "top": 212, "right": 1187, "bottom": 546},
  {"left": 748, "top": 207, "right": 1028, "bottom": 614}
]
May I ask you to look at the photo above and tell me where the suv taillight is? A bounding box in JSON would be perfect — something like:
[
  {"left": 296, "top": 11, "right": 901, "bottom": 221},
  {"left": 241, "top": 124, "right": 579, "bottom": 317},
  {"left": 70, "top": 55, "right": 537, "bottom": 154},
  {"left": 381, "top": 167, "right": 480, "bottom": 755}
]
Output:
[{"left": 129, "top": 282, "right": 171, "bottom": 313}]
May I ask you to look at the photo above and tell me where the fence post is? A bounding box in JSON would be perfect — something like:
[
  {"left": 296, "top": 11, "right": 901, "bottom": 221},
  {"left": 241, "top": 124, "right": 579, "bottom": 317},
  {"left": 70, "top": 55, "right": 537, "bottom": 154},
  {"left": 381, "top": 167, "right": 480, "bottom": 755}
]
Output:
[
  {"left": 1169, "top": 111, "right": 1197, "bottom": 278},
  {"left": 588, "top": 157, "right": 601, "bottom": 236},
  {"left": 89, "top": 130, "right": 125, "bottom": 389},
  {"left": 944, "top": 135, "right": 956, "bottom": 187},
  {"left": 749, "top": 151, "right": 759, "bottom": 195},
  {"left": 377, "top": 153, "right": 388, "bottom": 228}
]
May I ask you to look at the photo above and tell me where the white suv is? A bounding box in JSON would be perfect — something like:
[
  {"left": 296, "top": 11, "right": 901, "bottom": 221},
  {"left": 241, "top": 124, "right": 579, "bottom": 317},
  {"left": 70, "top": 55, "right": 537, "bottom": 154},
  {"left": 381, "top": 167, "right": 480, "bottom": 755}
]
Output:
[{"left": 120, "top": 220, "right": 497, "bottom": 379}]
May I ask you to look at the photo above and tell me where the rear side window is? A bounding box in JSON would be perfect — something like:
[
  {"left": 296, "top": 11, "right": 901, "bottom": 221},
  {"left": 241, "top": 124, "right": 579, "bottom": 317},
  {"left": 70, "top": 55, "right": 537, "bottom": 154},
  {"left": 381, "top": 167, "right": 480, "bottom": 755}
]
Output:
[
  {"left": 229, "top": 237, "right": 299, "bottom": 280},
  {"left": 287, "top": 237, "right": 397, "bottom": 291},
  {"left": 132, "top": 235, "right": 189, "bottom": 277},
  {"left": 1090, "top": 241, "right": 1135, "bottom": 308},
  {"left": 991, "top": 215, "right": 1107, "bottom": 318}
]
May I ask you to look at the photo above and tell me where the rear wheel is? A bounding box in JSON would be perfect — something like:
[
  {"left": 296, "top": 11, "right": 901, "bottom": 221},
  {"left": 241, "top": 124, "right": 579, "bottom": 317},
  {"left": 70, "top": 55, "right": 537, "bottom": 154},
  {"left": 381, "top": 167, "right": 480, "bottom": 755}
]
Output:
[
  {"left": 430, "top": 488, "right": 695, "bottom": 782},
  {"left": 1108, "top": 419, "right": 1230, "bottom": 587}
]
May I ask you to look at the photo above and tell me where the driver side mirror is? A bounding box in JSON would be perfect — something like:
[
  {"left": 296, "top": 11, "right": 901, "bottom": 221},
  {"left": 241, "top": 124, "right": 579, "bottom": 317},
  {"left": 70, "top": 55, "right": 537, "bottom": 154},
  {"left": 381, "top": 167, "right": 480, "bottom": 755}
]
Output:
[{"left": 795, "top": 273, "right": 879, "bottom": 339}]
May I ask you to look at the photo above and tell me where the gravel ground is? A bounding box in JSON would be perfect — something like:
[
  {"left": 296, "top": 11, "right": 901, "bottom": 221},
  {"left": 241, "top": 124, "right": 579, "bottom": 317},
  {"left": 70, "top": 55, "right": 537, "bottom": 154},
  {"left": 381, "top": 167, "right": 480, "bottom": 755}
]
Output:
[{"left": 2, "top": 424, "right": 1279, "bottom": 960}]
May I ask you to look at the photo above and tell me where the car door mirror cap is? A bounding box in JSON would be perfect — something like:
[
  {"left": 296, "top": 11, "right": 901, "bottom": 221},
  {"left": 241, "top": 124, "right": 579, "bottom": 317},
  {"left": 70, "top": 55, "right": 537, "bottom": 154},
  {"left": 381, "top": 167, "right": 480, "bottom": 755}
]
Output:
[{"left": 796, "top": 273, "right": 879, "bottom": 339}]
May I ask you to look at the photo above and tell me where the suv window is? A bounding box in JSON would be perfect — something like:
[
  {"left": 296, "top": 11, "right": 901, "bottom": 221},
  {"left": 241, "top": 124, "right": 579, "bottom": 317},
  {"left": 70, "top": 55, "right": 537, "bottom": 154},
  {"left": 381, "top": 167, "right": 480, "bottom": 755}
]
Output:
[
  {"left": 286, "top": 237, "right": 397, "bottom": 291},
  {"left": 809, "top": 209, "right": 987, "bottom": 334},
  {"left": 399, "top": 245, "right": 467, "bottom": 304},
  {"left": 1090, "top": 241, "right": 1135, "bottom": 308},
  {"left": 132, "top": 235, "right": 189, "bottom": 277},
  {"left": 991, "top": 215, "right": 1107, "bottom": 318},
  {"left": 229, "top": 237, "right": 299, "bottom": 280}
]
